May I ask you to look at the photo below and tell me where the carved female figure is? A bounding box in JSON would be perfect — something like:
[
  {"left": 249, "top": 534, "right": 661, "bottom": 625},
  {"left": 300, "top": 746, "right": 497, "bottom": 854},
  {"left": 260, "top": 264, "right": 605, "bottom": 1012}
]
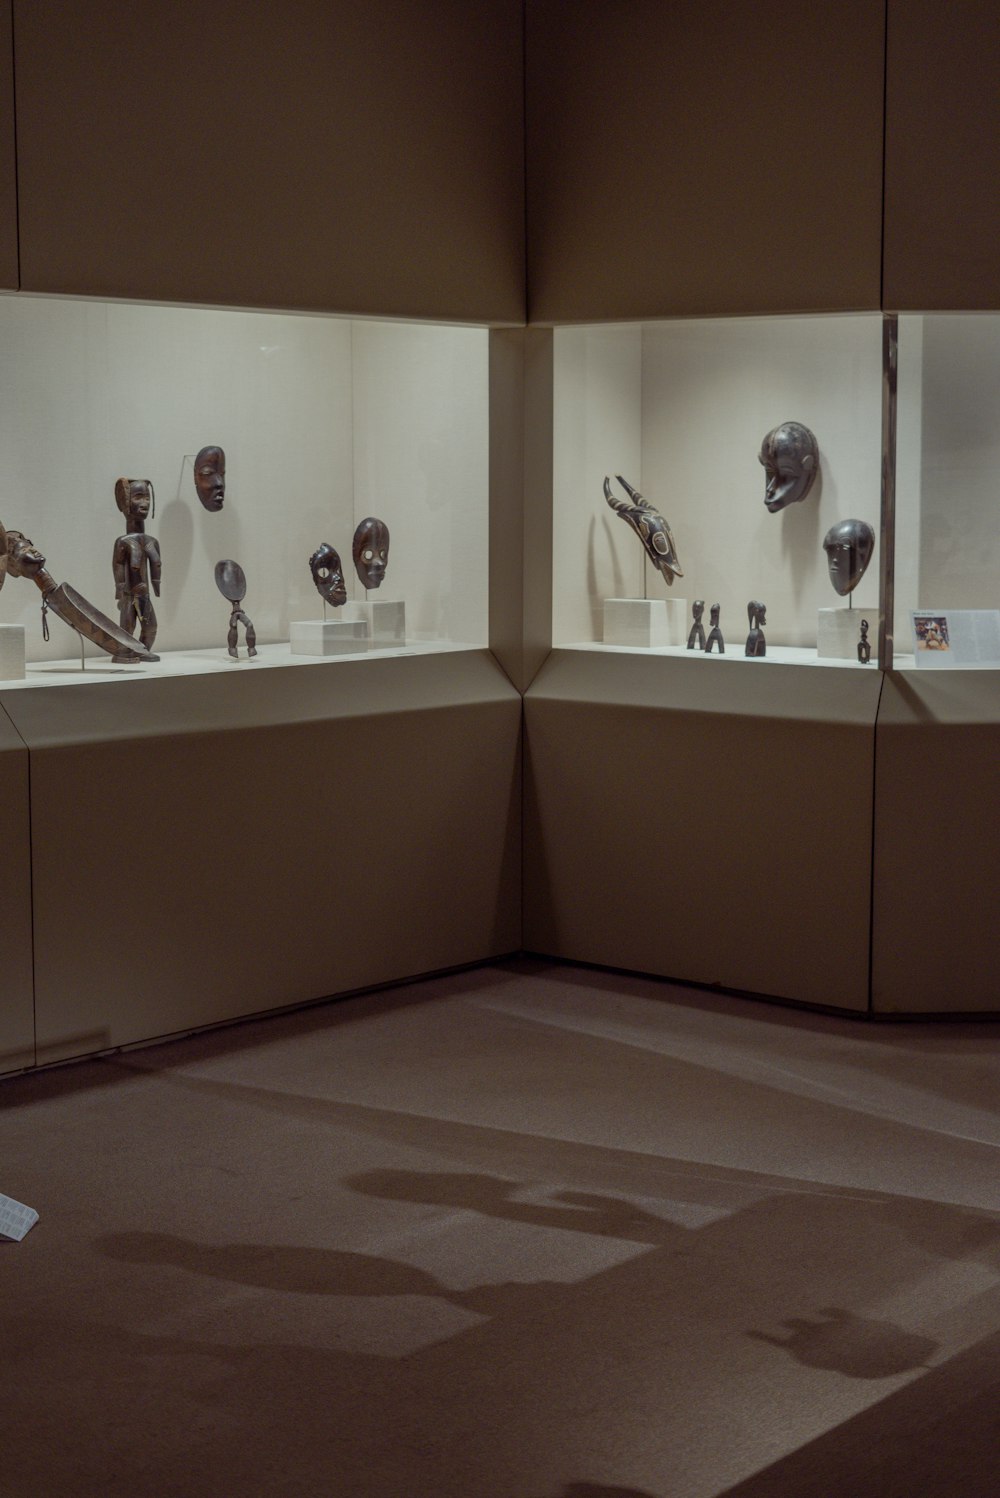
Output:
[{"left": 112, "top": 478, "right": 161, "bottom": 662}]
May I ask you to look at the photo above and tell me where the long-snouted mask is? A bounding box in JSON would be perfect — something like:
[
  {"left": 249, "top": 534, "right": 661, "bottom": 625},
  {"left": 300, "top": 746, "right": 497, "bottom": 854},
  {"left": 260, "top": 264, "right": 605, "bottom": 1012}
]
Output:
[
  {"left": 603, "top": 474, "right": 683, "bottom": 584},
  {"left": 759, "top": 422, "right": 819, "bottom": 513},
  {"left": 309, "top": 541, "right": 347, "bottom": 607},
  {"left": 352, "top": 516, "right": 389, "bottom": 590}
]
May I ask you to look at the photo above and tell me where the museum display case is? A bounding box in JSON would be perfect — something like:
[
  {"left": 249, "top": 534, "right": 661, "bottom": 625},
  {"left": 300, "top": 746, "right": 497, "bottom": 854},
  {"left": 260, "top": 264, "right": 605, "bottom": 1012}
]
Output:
[
  {"left": 0, "top": 293, "right": 490, "bottom": 682},
  {"left": 892, "top": 313, "right": 1000, "bottom": 670},
  {"left": 551, "top": 315, "right": 884, "bottom": 668},
  {"left": 0, "top": 295, "right": 522, "bottom": 1074}
]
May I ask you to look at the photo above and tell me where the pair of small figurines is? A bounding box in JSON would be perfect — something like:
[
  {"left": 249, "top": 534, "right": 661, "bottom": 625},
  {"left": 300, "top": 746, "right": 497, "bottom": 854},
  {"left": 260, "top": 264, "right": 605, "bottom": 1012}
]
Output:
[
  {"left": 308, "top": 517, "right": 390, "bottom": 609},
  {"left": 687, "top": 601, "right": 724, "bottom": 654}
]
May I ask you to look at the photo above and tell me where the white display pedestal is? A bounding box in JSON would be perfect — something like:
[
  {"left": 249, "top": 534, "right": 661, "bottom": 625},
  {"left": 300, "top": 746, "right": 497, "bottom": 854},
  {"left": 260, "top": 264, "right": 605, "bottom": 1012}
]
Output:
[
  {"left": 818, "top": 607, "right": 866, "bottom": 661},
  {"left": 342, "top": 599, "right": 406, "bottom": 649},
  {"left": 0, "top": 1191, "right": 38, "bottom": 1241},
  {"left": 604, "top": 597, "right": 687, "bottom": 649},
  {"left": 0, "top": 624, "right": 26, "bottom": 680},
  {"left": 289, "top": 619, "right": 369, "bottom": 657}
]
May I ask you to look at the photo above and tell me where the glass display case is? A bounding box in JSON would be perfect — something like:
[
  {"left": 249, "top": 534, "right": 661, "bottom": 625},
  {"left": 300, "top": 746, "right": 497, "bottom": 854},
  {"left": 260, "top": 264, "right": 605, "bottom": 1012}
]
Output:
[
  {"left": 893, "top": 313, "right": 1000, "bottom": 670},
  {"left": 0, "top": 294, "right": 489, "bottom": 686},
  {"left": 552, "top": 315, "right": 884, "bottom": 667}
]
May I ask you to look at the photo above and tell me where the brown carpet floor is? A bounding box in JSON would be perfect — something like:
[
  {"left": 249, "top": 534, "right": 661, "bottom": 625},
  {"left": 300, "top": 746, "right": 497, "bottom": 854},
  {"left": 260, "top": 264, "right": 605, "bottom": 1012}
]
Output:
[{"left": 1, "top": 958, "right": 999, "bottom": 1497}]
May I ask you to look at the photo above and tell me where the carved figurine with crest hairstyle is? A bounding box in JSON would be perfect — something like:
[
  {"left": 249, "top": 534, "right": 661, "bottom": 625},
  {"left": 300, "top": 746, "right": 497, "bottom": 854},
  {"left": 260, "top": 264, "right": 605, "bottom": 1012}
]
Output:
[
  {"left": 603, "top": 475, "right": 683, "bottom": 585},
  {"left": 112, "top": 478, "right": 161, "bottom": 662},
  {"left": 745, "top": 600, "right": 767, "bottom": 657}
]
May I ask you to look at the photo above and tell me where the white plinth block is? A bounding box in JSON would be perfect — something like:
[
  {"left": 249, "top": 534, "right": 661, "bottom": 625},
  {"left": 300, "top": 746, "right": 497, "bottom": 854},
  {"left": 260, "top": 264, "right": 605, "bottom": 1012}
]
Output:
[
  {"left": 0, "top": 624, "right": 26, "bottom": 680},
  {"left": 817, "top": 607, "right": 867, "bottom": 661},
  {"left": 0, "top": 1191, "right": 38, "bottom": 1240},
  {"left": 289, "top": 619, "right": 369, "bottom": 657},
  {"left": 342, "top": 599, "right": 406, "bottom": 649},
  {"left": 603, "top": 597, "right": 688, "bottom": 649}
]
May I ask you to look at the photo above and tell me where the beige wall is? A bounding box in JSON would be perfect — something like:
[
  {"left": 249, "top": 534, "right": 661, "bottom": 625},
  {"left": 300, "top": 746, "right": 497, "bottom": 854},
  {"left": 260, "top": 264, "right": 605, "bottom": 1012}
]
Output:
[
  {"left": 524, "top": 650, "right": 882, "bottom": 1013},
  {"left": 872, "top": 672, "right": 1000, "bottom": 1013},
  {"left": 2, "top": 652, "right": 522, "bottom": 1065},
  {"left": 526, "top": 0, "right": 885, "bottom": 322},
  {"left": 0, "top": 702, "right": 34, "bottom": 1073},
  {"left": 884, "top": 0, "right": 1000, "bottom": 310},
  {"left": 488, "top": 328, "right": 554, "bottom": 693},
  {"left": 14, "top": 0, "right": 525, "bottom": 321},
  {"left": 0, "top": 2, "right": 14, "bottom": 289}
]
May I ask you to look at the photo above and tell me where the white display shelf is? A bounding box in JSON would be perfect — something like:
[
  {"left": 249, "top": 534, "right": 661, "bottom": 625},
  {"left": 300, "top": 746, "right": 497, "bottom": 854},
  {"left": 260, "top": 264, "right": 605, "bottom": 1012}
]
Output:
[
  {"left": 0, "top": 638, "right": 476, "bottom": 691},
  {"left": 562, "top": 641, "right": 879, "bottom": 669}
]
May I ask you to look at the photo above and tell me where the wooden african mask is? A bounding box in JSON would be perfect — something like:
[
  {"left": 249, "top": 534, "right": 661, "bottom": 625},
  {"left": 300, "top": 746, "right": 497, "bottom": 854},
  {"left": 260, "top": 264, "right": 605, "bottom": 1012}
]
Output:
[
  {"left": 309, "top": 542, "right": 347, "bottom": 608},
  {"left": 194, "top": 446, "right": 226, "bottom": 512},
  {"left": 822, "top": 519, "right": 875, "bottom": 597},
  {"left": 352, "top": 517, "right": 389, "bottom": 590},
  {"left": 759, "top": 423, "right": 819, "bottom": 512},
  {"left": 603, "top": 475, "right": 683, "bottom": 584}
]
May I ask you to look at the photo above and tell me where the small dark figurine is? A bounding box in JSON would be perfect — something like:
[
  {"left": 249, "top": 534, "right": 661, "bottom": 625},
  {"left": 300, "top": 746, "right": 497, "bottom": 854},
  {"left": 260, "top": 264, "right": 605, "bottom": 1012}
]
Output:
[
  {"left": 194, "top": 446, "right": 226, "bottom": 512},
  {"left": 759, "top": 422, "right": 819, "bottom": 513},
  {"left": 745, "top": 600, "right": 767, "bottom": 657},
  {"left": 687, "top": 599, "right": 705, "bottom": 650},
  {"left": 822, "top": 519, "right": 876, "bottom": 599},
  {"left": 2, "top": 525, "right": 155, "bottom": 662},
  {"left": 352, "top": 517, "right": 389, "bottom": 590},
  {"left": 214, "top": 559, "right": 257, "bottom": 659},
  {"left": 309, "top": 542, "right": 347, "bottom": 608},
  {"left": 858, "top": 618, "right": 871, "bottom": 664},
  {"left": 112, "top": 478, "right": 161, "bottom": 662},
  {"left": 603, "top": 474, "right": 683, "bottom": 585},
  {"left": 705, "top": 602, "right": 725, "bottom": 654}
]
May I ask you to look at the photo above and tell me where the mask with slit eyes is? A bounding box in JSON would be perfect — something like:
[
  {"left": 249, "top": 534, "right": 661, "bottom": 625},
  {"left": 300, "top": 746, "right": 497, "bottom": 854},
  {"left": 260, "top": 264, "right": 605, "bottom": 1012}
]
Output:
[
  {"left": 822, "top": 519, "right": 875, "bottom": 597},
  {"left": 352, "top": 517, "right": 389, "bottom": 590},
  {"left": 309, "top": 542, "right": 347, "bottom": 607}
]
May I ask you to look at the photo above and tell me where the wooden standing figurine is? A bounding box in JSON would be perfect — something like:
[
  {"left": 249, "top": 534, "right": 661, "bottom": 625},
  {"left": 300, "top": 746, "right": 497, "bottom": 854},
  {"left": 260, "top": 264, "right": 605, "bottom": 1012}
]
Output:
[{"left": 112, "top": 479, "right": 161, "bottom": 662}]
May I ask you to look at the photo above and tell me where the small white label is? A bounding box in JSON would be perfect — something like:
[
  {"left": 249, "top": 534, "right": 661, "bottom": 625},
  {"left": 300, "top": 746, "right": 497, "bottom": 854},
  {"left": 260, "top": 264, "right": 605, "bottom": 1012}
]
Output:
[{"left": 0, "top": 1193, "right": 38, "bottom": 1242}]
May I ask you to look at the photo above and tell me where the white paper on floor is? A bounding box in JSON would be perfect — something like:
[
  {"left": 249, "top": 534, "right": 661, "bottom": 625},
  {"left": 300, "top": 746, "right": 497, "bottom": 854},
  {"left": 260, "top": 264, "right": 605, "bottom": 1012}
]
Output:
[{"left": 0, "top": 1193, "right": 38, "bottom": 1241}]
